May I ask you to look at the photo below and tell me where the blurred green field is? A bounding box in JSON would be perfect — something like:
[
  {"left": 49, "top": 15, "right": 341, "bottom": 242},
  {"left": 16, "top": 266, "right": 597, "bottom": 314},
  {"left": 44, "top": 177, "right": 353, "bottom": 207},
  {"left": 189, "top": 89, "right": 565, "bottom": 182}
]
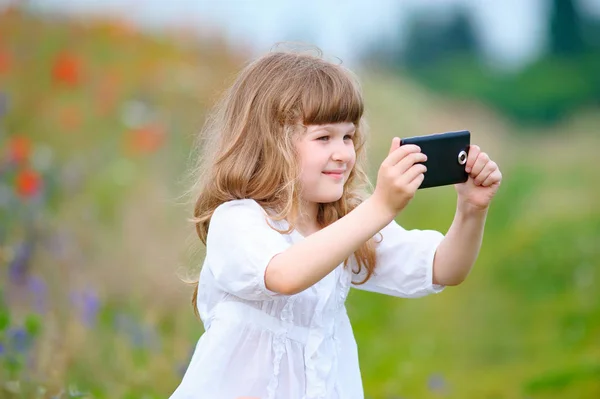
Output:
[{"left": 0, "top": 8, "right": 598, "bottom": 399}]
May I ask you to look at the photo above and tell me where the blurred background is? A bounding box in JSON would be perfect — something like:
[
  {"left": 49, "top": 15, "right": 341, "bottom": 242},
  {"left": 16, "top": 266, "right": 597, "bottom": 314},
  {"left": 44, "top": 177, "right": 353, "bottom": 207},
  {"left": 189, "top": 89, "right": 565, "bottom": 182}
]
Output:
[{"left": 0, "top": 0, "right": 599, "bottom": 398}]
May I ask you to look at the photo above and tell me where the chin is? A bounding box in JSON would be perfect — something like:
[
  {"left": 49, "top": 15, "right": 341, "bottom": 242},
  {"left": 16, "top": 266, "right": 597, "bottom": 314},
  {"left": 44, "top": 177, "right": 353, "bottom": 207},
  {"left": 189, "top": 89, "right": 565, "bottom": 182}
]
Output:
[{"left": 314, "top": 192, "right": 344, "bottom": 204}]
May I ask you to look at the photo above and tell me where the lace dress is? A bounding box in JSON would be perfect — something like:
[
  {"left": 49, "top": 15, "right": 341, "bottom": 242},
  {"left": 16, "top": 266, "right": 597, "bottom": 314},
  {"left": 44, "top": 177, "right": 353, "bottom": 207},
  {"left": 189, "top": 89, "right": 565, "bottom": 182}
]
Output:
[{"left": 170, "top": 199, "right": 445, "bottom": 399}]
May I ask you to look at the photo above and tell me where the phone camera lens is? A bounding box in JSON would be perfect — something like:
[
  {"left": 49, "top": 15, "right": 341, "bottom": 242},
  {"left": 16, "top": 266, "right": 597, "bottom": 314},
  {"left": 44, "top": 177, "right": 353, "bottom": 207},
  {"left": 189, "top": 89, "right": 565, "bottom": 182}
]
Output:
[{"left": 458, "top": 150, "right": 467, "bottom": 165}]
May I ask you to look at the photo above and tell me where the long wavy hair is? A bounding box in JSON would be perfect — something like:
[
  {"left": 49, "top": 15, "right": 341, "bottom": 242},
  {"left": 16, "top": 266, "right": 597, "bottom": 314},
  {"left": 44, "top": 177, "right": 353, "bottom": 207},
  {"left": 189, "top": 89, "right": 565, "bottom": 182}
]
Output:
[{"left": 186, "top": 45, "right": 380, "bottom": 315}]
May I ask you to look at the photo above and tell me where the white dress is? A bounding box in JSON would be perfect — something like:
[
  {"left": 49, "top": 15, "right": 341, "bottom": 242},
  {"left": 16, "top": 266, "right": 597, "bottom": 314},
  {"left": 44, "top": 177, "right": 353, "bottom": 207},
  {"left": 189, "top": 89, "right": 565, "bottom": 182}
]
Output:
[{"left": 170, "top": 199, "right": 445, "bottom": 399}]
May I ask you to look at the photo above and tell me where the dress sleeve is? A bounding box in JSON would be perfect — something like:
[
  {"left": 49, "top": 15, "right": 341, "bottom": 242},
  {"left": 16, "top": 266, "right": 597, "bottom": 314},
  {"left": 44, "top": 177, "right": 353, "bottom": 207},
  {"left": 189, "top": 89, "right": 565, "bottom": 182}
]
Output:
[
  {"left": 351, "top": 219, "right": 445, "bottom": 298},
  {"left": 204, "top": 199, "right": 291, "bottom": 301}
]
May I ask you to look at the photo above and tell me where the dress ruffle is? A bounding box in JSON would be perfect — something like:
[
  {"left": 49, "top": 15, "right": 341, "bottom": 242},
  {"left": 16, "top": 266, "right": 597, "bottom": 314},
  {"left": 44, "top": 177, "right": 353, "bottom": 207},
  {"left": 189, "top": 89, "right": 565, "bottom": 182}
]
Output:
[
  {"left": 304, "top": 267, "right": 352, "bottom": 398},
  {"left": 267, "top": 295, "right": 299, "bottom": 399}
]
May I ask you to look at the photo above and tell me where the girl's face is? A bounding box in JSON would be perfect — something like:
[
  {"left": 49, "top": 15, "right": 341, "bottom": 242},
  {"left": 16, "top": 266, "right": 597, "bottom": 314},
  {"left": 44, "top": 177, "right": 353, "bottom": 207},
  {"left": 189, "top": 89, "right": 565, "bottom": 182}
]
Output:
[{"left": 295, "top": 122, "right": 357, "bottom": 205}]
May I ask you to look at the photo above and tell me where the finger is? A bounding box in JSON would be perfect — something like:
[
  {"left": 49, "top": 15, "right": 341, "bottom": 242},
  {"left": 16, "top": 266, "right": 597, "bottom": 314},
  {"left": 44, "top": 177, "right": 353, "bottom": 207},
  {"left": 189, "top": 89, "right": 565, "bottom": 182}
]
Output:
[
  {"left": 384, "top": 143, "right": 422, "bottom": 167},
  {"left": 401, "top": 163, "right": 427, "bottom": 183},
  {"left": 470, "top": 152, "right": 490, "bottom": 178},
  {"left": 393, "top": 152, "right": 427, "bottom": 174},
  {"left": 388, "top": 137, "right": 401, "bottom": 156},
  {"left": 408, "top": 171, "right": 425, "bottom": 191},
  {"left": 474, "top": 160, "right": 497, "bottom": 185},
  {"left": 465, "top": 145, "right": 480, "bottom": 173},
  {"left": 482, "top": 169, "right": 502, "bottom": 187}
]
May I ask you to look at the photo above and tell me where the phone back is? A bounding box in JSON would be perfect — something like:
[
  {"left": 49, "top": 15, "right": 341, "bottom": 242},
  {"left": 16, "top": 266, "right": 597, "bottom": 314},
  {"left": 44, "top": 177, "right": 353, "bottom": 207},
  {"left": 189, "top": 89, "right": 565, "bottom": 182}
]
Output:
[{"left": 401, "top": 130, "right": 470, "bottom": 189}]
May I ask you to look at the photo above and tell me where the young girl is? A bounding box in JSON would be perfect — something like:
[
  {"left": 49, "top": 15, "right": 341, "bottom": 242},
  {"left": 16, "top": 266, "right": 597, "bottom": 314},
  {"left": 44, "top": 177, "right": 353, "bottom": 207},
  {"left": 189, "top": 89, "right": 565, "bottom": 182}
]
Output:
[{"left": 170, "top": 47, "right": 502, "bottom": 399}]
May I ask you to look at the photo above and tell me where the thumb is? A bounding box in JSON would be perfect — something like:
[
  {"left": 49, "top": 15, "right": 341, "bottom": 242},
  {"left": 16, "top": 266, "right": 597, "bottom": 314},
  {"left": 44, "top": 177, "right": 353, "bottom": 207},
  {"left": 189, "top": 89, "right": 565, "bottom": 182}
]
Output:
[{"left": 389, "top": 137, "right": 401, "bottom": 156}]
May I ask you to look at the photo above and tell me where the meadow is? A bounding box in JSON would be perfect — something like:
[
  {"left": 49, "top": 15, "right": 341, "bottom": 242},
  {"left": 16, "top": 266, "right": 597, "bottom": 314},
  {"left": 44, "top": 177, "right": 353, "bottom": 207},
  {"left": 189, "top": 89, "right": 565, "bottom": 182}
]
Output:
[{"left": 0, "top": 8, "right": 598, "bottom": 399}]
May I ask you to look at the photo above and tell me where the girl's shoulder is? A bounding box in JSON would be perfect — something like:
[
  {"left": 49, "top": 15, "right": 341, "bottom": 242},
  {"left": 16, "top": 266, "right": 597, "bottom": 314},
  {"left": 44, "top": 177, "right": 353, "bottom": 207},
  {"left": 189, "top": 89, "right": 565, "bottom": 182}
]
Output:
[
  {"left": 211, "top": 198, "right": 290, "bottom": 233},
  {"left": 213, "top": 198, "right": 265, "bottom": 219}
]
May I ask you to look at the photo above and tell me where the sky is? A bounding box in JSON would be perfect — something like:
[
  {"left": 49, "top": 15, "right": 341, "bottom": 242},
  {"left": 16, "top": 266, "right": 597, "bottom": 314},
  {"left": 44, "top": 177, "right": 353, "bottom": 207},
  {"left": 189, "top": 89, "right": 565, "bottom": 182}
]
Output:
[{"left": 4, "top": 0, "right": 600, "bottom": 69}]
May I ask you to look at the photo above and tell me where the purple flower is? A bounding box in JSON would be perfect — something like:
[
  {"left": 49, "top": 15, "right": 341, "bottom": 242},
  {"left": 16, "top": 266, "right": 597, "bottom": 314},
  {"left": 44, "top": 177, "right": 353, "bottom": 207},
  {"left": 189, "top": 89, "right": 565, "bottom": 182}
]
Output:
[
  {"left": 178, "top": 344, "right": 196, "bottom": 376},
  {"left": 114, "top": 313, "right": 161, "bottom": 350},
  {"left": 8, "top": 327, "right": 31, "bottom": 353},
  {"left": 81, "top": 292, "right": 100, "bottom": 327},
  {"left": 27, "top": 275, "right": 47, "bottom": 314},
  {"left": 0, "top": 342, "right": 5, "bottom": 355},
  {"left": 427, "top": 373, "right": 448, "bottom": 395},
  {"left": 8, "top": 240, "right": 34, "bottom": 284},
  {"left": 70, "top": 288, "right": 100, "bottom": 327},
  {"left": 178, "top": 362, "right": 187, "bottom": 377},
  {"left": 132, "top": 324, "right": 160, "bottom": 350}
]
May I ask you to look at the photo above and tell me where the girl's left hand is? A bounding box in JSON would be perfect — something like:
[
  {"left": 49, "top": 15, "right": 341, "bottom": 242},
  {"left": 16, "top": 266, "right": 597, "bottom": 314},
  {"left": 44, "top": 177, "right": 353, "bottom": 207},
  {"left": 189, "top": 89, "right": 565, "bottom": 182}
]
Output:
[{"left": 454, "top": 145, "right": 502, "bottom": 211}]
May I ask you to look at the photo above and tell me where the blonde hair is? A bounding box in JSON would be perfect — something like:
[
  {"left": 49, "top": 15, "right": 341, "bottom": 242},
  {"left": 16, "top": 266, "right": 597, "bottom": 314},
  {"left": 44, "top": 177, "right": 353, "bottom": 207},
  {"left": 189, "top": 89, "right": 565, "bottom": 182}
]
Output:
[{"left": 186, "top": 45, "right": 378, "bottom": 315}]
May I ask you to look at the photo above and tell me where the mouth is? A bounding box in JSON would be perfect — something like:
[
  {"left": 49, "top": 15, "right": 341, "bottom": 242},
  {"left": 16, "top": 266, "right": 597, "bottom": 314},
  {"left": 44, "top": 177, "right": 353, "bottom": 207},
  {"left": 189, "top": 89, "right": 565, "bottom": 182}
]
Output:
[{"left": 322, "top": 171, "right": 344, "bottom": 179}]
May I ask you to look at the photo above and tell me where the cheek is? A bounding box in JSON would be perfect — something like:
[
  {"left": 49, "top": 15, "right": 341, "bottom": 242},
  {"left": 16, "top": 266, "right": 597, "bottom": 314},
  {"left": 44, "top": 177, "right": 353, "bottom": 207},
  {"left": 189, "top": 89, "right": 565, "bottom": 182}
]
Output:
[
  {"left": 344, "top": 151, "right": 357, "bottom": 179},
  {"left": 299, "top": 145, "right": 323, "bottom": 166},
  {"left": 348, "top": 149, "right": 357, "bottom": 168},
  {"left": 297, "top": 146, "right": 319, "bottom": 180}
]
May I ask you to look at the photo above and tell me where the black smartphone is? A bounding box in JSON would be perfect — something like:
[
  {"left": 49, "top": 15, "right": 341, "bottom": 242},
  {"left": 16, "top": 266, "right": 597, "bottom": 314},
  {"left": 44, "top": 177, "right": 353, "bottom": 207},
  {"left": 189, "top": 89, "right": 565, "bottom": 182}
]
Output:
[{"left": 400, "top": 130, "right": 470, "bottom": 189}]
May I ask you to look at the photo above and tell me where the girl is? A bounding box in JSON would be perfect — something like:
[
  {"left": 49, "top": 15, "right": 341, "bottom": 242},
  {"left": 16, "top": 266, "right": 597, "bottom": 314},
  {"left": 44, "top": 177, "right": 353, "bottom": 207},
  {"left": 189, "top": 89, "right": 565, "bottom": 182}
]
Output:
[{"left": 171, "top": 46, "right": 502, "bottom": 399}]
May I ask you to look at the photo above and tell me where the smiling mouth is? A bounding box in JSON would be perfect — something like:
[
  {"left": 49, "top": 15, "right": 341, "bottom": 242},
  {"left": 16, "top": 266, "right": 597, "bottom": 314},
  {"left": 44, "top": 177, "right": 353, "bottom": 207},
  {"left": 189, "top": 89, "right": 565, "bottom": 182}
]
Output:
[{"left": 322, "top": 172, "right": 344, "bottom": 179}]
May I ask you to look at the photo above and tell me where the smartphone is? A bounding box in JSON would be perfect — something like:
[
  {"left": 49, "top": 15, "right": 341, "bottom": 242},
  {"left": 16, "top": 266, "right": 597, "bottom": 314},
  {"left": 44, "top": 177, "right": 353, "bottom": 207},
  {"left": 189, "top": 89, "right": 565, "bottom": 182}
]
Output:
[{"left": 400, "top": 130, "right": 470, "bottom": 189}]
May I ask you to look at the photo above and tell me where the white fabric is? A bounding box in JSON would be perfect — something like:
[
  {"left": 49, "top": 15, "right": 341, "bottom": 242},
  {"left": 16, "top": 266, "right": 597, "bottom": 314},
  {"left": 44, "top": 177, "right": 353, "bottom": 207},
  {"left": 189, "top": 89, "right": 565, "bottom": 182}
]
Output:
[{"left": 170, "top": 199, "right": 445, "bottom": 399}]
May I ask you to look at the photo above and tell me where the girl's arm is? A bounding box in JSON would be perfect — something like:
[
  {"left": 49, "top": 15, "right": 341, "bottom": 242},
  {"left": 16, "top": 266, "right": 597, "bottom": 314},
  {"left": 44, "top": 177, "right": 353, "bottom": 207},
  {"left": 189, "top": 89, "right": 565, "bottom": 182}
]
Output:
[
  {"left": 265, "top": 141, "right": 426, "bottom": 296},
  {"left": 432, "top": 144, "right": 502, "bottom": 286},
  {"left": 432, "top": 205, "right": 487, "bottom": 286},
  {"left": 265, "top": 195, "right": 395, "bottom": 295}
]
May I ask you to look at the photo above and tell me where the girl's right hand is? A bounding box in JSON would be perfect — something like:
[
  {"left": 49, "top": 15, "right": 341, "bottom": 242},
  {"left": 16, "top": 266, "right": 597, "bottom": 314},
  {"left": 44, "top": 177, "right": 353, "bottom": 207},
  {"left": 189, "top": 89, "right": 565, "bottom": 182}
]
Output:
[{"left": 372, "top": 137, "right": 427, "bottom": 216}]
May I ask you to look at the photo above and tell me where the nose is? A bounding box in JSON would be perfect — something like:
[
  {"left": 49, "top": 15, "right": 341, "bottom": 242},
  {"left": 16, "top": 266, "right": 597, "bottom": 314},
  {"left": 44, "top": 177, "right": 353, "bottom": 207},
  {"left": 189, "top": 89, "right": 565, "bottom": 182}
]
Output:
[{"left": 332, "top": 141, "right": 353, "bottom": 163}]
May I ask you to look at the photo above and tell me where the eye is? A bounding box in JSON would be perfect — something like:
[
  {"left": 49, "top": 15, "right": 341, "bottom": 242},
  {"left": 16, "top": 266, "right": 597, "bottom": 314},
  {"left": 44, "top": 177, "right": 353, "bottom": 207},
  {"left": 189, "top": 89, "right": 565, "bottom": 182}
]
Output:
[
  {"left": 344, "top": 135, "right": 354, "bottom": 140},
  {"left": 317, "top": 136, "right": 329, "bottom": 141}
]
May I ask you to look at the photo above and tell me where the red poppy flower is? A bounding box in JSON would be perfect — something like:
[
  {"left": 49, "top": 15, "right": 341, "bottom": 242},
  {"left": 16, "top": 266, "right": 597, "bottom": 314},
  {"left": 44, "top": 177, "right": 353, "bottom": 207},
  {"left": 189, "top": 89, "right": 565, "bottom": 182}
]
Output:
[
  {"left": 125, "top": 124, "right": 166, "bottom": 155},
  {"left": 52, "top": 52, "right": 81, "bottom": 86},
  {"left": 15, "top": 168, "right": 42, "bottom": 198}
]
